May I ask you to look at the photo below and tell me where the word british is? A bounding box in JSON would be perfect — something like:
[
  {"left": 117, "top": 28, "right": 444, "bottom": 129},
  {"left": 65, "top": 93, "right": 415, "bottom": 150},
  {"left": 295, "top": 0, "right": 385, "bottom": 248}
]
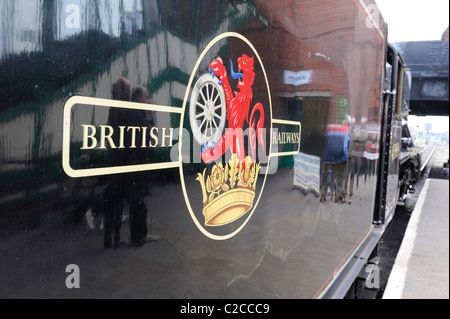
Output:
[{"left": 81, "top": 125, "right": 174, "bottom": 150}]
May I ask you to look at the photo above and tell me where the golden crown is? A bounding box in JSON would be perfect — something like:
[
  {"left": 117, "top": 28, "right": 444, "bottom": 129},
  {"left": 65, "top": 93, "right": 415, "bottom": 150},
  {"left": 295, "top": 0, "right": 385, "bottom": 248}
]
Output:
[{"left": 196, "top": 153, "right": 261, "bottom": 226}]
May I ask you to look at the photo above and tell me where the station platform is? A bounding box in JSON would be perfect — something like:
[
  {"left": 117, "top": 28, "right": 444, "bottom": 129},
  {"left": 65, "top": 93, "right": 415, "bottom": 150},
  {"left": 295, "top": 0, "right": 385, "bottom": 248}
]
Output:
[{"left": 383, "top": 176, "right": 449, "bottom": 299}]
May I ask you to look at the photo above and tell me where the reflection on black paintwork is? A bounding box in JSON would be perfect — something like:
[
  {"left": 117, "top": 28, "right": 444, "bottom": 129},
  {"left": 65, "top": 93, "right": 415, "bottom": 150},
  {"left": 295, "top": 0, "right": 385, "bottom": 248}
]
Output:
[{"left": 0, "top": 0, "right": 392, "bottom": 299}]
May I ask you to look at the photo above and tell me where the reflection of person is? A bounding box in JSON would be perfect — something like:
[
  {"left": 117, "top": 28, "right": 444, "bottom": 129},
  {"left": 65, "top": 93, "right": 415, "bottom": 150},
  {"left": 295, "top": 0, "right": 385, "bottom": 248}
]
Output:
[
  {"left": 112, "top": 77, "right": 131, "bottom": 101},
  {"left": 363, "top": 129, "right": 379, "bottom": 180},
  {"left": 102, "top": 79, "right": 153, "bottom": 248},
  {"left": 132, "top": 85, "right": 154, "bottom": 128},
  {"left": 103, "top": 77, "right": 131, "bottom": 248},
  {"left": 320, "top": 123, "right": 350, "bottom": 203},
  {"left": 132, "top": 85, "right": 150, "bottom": 103},
  {"left": 348, "top": 121, "right": 366, "bottom": 204},
  {"left": 128, "top": 85, "right": 153, "bottom": 246},
  {"left": 319, "top": 165, "right": 330, "bottom": 202}
]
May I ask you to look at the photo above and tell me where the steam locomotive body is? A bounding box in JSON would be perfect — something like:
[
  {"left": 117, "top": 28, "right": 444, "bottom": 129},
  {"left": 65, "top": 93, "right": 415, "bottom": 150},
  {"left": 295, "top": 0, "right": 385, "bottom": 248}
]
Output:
[{"left": 0, "top": 0, "right": 415, "bottom": 299}]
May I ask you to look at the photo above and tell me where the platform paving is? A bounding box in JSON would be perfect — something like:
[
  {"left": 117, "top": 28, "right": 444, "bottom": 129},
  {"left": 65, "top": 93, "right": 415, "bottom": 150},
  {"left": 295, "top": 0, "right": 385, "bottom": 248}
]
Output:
[{"left": 383, "top": 174, "right": 449, "bottom": 299}]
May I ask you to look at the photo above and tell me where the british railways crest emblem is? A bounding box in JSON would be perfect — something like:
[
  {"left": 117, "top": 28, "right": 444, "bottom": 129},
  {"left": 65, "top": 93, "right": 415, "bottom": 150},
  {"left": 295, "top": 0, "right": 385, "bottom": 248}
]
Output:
[{"left": 179, "top": 33, "right": 273, "bottom": 240}]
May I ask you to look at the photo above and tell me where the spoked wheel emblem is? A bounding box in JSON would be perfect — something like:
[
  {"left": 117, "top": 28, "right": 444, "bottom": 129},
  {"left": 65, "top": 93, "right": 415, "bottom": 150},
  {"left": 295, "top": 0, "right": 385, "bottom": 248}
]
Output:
[{"left": 189, "top": 74, "right": 226, "bottom": 148}]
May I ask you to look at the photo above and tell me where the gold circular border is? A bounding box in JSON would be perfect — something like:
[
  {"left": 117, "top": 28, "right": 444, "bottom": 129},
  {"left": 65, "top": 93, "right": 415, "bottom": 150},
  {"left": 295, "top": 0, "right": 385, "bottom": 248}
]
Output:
[{"left": 179, "top": 32, "right": 273, "bottom": 240}]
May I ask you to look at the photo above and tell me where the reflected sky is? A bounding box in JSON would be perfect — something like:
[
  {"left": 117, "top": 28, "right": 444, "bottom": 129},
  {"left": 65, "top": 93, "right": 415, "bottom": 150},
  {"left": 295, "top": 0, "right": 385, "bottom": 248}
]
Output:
[{"left": 408, "top": 115, "right": 449, "bottom": 133}]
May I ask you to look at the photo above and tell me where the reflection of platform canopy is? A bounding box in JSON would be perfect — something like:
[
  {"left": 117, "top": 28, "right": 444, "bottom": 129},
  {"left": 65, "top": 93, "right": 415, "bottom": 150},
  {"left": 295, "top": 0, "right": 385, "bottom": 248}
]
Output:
[{"left": 394, "top": 41, "right": 449, "bottom": 116}]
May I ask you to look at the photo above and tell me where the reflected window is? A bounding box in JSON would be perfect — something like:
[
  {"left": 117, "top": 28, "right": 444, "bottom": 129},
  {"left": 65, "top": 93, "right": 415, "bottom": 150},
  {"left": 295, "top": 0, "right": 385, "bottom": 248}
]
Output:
[{"left": 0, "top": 0, "right": 42, "bottom": 58}]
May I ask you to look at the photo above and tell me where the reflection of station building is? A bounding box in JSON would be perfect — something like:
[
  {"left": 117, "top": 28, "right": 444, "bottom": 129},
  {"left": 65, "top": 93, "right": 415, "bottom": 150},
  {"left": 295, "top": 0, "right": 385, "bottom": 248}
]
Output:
[
  {"left": 230, "top": 0, "right": 386, "bottom": 193},
  {"left": 244, "top": 0, "right": 385, "bottom": 160}
]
